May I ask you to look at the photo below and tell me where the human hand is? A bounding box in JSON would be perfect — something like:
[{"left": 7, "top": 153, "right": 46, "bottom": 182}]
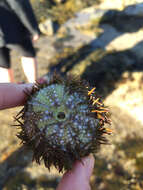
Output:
[
  {"left": 0, "top": 83, "right": 33, "bottom": 110},
  {"left": 32, "top": 34, "right": 39, "bottom": 42},
  {"left": 56, "top": 155, "right": 95, "bottom": 190}
]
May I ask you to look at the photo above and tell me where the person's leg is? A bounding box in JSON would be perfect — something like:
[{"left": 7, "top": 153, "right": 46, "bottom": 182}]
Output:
[
  {"left": 0, "top": 47, "right": 14, "bottom": 83},
  {"left": 13, "top": 39, "right": 38, "bottom": 83},
  {"left": 0, "top": 67, "right": 14, "bottom": 83},
  {"left": 21, "top": 56, "right": 38, "bottom": 83}
]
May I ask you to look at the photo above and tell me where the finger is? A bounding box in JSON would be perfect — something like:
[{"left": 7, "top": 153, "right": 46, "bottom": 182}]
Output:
[
  {"left": 56, "top": 155, "right": 95, "bottom": 190},
  {"left": 33, "top": 34, "right": 39, "bottom": 42},
  {"left": 0, "top": 83, "right": 33, "bottom": 110}
]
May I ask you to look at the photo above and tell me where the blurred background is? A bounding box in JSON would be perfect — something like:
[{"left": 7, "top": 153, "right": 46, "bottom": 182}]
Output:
[{"left": 0, "top": 0, "right": 143, "bottom": 189}]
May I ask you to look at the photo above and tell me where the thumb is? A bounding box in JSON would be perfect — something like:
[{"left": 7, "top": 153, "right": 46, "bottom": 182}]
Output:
[{"left": 56, "top": 155, "right": 95, "bottom": 190}]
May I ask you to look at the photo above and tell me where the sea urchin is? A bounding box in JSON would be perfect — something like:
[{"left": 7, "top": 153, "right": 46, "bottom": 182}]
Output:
[{"left": 15, "top": 72, "right": 111, "bottom": 172}]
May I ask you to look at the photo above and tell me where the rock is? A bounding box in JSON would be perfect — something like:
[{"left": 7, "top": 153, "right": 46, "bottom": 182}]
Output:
[
  {"left": 131, "top": 41, "right": 143, "bottom": 59},
  {"left": 57, "top": 8, "right": 116, "bottom": 49},
  {"left": 98, "top": 0, "right": 125, "bottom": 10},
  {"left": 90, "top": 24, "right": 121, "bottom": 50},
  {"left": 98, "top": 0, "right": 143, "bottom": 10},
  {"left": 105, "top": 72, "right": 143, "bottom": 125},
  {"left": 123, "top": 2, "right": 143, "bottom": 16},
  {"left": 105, "top": 28, "right": 143, "bottom": 52},
  {"left": 123, "top": 0, "right": 143, "bottom": 7},
  {"left": 56, "top": 28, "right": 95, "bottom": 49},
  {"left": 39, "top": 19, "right": 54, "bottom": 36},
  {"left": 59, "top": 7, "right": 104, "bottom": 30},
  {"left": 56, "top": 2, "right": 143, "bottom": 51},
  {"left": 74, "top": 8, "right": 108, "bottom": 28}
]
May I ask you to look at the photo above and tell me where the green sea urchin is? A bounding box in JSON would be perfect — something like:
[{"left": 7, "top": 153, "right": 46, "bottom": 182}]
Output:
[{"left": 15, "top": 72, "right": 111, "bottom": 172}]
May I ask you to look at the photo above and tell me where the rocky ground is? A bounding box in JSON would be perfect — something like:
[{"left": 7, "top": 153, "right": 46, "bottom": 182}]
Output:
[{"left": 0, "top": 0, "right": 143, "bottom": 189}]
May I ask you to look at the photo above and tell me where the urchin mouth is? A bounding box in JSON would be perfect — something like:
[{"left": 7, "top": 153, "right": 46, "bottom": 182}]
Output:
[{"left": 57, "top": 112, "right": 66, "bottom": 120}]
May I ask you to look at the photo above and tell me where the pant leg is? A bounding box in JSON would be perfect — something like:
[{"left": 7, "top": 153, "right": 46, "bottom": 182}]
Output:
[
  {"left": 0, "top": 47, "right": 10, "bottom": 68},
  {"left": 7, "top": 38, "right": 36, "bottom": 58}
]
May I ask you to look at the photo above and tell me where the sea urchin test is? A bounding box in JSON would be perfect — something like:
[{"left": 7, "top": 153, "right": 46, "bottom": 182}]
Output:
[{"left": 15, "top": 73, "right": 111, "bottom": 172}]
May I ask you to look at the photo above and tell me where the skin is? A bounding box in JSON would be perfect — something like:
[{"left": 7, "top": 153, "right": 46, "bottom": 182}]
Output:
[
  {"left": 57, "top": 155, "right": 95, "bottom": 190},
  {"left": 0, "top": 83, "right": 33, "bottom": 109},
  {"left": 0, "top": 83, "right": 95, "bottom": 190}
]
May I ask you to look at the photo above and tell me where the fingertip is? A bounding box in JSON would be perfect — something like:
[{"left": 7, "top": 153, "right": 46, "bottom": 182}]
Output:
[
  {"left": 56, "top": 155, "right": 95, "bottom": 190},
  {"left": 0, "top": 83, "right": 34, "bottom": 109},
  {"left": 81, "top": 154, "right": 95, "bottom": 180}
]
